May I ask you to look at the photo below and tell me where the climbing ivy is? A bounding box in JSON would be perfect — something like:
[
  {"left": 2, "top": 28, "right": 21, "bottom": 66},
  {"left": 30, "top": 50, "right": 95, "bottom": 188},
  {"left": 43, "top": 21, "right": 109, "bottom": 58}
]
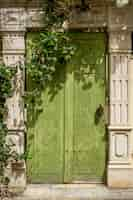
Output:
[
  {"left": 25, "top": 32, "right": 76, "bottom": 120},
  {"left": 44, "top": 0, "right": 70, "bottom": 30},
  {"left": 0, "top": 64, "right": 15, "bottom": 182},
  {"left": 26, "top": 31, "right": 75, "bottom": 87},
  {"left": 26, "top": 0, "right": 76, "bottom": 107}
]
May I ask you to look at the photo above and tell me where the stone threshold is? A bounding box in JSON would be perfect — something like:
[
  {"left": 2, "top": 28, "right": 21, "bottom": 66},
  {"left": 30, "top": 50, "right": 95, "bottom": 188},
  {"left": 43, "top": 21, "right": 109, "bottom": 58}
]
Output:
[{"left": 12, "top": 184, "right": 133, "bottom": 200}]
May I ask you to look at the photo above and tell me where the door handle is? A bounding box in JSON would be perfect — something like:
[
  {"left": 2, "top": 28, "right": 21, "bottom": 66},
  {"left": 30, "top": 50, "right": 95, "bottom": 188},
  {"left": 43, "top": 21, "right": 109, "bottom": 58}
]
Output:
[{"left": 94, "top": 104, "right": 104, "bottom": 125}]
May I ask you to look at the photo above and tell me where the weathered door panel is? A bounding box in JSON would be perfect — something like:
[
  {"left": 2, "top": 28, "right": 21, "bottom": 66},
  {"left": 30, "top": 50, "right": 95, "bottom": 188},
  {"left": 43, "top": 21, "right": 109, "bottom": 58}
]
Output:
[
  {"left": 26, "top": 33, "right": 65, "bottom": 183},
  {"left": 64, "top": 32, "right": 106, "bottom": 182}
]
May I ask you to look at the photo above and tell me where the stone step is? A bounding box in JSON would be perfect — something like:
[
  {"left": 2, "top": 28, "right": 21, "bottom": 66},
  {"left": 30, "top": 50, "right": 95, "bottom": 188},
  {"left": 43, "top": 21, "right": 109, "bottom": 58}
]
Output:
[{"left": 11, "top": 184, "right": 133, "bottom": 200}]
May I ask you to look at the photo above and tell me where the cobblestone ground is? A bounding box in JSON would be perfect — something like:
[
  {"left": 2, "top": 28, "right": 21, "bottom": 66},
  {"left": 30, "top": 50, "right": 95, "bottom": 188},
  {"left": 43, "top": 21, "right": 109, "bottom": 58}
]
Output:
[{"left": 11, "top": 184, "right": 133, "bottom": 200}]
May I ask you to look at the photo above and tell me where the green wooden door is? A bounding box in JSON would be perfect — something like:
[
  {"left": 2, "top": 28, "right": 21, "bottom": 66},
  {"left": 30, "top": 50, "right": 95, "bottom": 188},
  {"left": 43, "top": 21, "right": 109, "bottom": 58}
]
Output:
[
  {"left": 64, "top": 32, "right": 106, "bottom": 182},
  {"left": 26, "top": 33, "right": 65, "bottom": 183},
  {"left": 26, "top": 32, "right": 106, "bottom": 183}
]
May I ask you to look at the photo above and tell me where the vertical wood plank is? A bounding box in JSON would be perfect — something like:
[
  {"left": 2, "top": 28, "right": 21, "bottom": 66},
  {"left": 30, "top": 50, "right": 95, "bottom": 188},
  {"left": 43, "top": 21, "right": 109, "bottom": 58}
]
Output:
[{"left": 64, "top": 62, "right": 74, "bottom": 182}]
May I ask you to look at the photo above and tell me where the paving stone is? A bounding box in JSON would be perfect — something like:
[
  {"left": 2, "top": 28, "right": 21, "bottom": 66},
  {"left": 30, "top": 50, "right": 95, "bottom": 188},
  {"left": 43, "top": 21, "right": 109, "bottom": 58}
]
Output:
[{"left": 11, "top": 184, "right": 133, "bottom": 200}]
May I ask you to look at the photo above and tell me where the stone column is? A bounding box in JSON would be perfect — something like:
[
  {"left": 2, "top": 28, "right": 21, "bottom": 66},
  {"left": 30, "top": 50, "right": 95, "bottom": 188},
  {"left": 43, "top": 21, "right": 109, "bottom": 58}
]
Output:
[
  {"left": 107, "top": 31, "right": 133, "bottom": 188},
  {"left": 0, "top": 8, "right": 26, "bottom": 191}
]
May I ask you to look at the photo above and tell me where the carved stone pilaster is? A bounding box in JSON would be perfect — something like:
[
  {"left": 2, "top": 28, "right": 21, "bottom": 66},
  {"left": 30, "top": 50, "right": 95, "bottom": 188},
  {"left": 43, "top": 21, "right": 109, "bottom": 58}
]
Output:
[
  {"left": 2, "top": 32, "right": 25, "bottom": 130},
  {"left": 107, "top": 31, "right": 133, "bottom": 188},
  {"left": 2, "top": 31, "right": 26, "bottom": 190}
]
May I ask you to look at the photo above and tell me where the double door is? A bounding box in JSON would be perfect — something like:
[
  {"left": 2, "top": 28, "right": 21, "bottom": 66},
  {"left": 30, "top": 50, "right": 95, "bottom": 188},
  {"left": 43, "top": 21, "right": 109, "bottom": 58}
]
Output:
[{"left": 27, "top": 32, "right": 107, "bottom": 183}]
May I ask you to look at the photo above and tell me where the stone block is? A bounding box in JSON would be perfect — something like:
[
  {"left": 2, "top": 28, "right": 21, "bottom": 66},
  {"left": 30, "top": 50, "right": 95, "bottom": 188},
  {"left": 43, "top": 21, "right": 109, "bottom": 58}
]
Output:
[
  {"left": 107, "top": 167, "right": 133, "bottom": 188},
  {"left": 0, "top": 8, "right": 25, "bottom": 31},
  {"left": 109, "top": 32, "right": 131, "bottom": 52},
  {"left": 2, "top": 33, "right": 25, "bottom": 54},
  {"left": 108, "top": 127, "right": 132, "bottom": 163},
  {"left": 26, "top": 8, "right": 44, "bottom": 28}
]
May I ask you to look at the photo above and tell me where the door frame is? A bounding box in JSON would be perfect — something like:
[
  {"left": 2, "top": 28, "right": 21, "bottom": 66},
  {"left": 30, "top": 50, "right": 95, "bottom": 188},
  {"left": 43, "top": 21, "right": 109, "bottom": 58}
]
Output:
[{"left": 25, "top": 29, "right": 109, "bottom": 184}]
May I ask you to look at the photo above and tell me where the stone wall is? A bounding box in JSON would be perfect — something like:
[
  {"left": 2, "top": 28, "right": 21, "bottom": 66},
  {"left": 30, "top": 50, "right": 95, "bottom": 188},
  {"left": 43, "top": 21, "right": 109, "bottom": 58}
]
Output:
[{"left": 0, "top": 0, "right": 133, "bottom": 190}]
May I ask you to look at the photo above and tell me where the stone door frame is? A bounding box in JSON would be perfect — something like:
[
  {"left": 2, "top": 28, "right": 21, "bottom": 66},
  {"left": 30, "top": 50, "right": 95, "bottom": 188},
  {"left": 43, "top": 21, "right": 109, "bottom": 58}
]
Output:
[{"left": 0, "top": 4, "right": 133, "bottom": 189}]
